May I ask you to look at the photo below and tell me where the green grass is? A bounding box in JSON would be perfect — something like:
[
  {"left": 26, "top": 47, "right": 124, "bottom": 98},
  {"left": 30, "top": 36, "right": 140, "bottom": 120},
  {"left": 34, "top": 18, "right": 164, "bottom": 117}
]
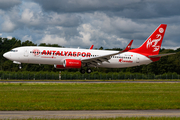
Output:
[{"left": 0, "top": 83, "right": 180, "bottom": 110}]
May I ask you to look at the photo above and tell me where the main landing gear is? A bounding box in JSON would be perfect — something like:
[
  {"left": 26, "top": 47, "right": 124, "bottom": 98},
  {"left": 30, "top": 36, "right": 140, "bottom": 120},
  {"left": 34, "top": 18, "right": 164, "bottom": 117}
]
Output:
[{"left": 80, "top": 68, "right": 92, "bottom": 74}]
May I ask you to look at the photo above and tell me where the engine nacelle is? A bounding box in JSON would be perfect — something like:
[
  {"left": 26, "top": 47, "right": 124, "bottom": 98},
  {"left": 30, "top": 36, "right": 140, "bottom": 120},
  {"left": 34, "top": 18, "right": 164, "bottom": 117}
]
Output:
[
  {"left": 54, "top": 64, "right": 68, "bottom": 69},
  {"left": 63, "top": 59, "right": 81, "bottom": 68},
  {"left": 54, "top": 59, "right": 82, "bottom": 69}
]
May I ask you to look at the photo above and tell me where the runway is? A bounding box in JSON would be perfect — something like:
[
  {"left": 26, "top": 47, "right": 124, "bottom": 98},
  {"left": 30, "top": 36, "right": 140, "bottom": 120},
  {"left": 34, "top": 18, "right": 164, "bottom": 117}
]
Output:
[{"left": 0, "top": 110, "right": 180, "bottom": 119}]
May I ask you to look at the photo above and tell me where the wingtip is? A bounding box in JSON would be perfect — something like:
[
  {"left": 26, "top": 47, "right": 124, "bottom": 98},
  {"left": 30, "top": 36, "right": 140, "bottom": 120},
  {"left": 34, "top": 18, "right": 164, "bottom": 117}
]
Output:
[
  {"left": 89, "top": 45, "right": 94, "bottom": 49},
  {"left": 122, "top": 40, "right": 133, "bottom": 52}
]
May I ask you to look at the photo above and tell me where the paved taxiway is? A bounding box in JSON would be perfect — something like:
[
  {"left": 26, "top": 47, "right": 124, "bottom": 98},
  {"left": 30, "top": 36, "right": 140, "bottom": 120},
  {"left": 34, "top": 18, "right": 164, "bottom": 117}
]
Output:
[{"left": 0, "top": 110, "right": 180, "bottom": 119}]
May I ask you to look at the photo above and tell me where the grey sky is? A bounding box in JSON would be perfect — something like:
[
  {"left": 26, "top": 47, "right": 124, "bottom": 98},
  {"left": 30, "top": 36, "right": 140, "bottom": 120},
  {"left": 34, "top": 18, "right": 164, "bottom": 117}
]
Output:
[{"left": 0, "top": 0, "right": 180, "bottom": 49}]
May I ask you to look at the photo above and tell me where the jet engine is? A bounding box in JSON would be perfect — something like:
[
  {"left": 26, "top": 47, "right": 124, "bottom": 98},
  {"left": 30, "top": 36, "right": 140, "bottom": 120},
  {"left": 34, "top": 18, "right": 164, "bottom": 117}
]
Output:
[
  {"left": 54, "top": 59, "right": 81, "bottom": 69},
  {"left": 63, "top": 59, "right": 81, "bottom": 68},
  {"left": 54, "top": 65, "right": 68, "bottom": 69}
]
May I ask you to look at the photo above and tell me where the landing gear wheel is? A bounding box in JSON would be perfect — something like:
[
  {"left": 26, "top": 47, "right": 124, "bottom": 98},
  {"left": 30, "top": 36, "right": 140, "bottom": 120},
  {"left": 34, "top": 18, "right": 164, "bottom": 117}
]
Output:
[
  {"left": 19, "top": 64, "right": 22, "bottom": 69},
  {"left": 80, "top": 69, "right": 85, "bottom": 74},
  {"left": 87, "top": 68, "right": 92, "bottom": 73}
]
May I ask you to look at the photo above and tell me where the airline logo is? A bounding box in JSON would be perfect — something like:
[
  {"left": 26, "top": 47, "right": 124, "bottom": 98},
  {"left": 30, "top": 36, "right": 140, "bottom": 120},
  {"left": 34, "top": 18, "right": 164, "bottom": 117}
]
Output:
[
  {"left": 32, "top": 49, "right": 91, "bottom": 58},
  {"left": 33, "top": 49, "right": 41, "bottom": 56},
  {"left": 159, "top": 28, "right": 164, "bottom": 33},
  {"left": 119, "top": 58, "right": 133, "bottom": 63},
  {"left": 146, "top": 28, "right": 164, "bottom": 52}
]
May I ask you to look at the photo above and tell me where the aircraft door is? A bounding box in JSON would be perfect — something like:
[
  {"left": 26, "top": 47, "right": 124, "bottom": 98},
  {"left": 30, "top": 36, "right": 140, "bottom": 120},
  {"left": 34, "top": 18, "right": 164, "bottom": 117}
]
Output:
[
  {"left": 136, "top": 54, "right": 140, "bottom": 63},
  {"left": 24, "top": 48, "right": 29, "bottom": 57}
]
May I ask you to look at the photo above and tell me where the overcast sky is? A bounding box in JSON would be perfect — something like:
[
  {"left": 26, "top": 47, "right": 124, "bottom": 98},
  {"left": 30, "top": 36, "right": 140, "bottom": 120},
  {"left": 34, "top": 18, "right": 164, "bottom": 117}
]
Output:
[{"left": 0, "top": 0, "right": 180, "bottom": 49}]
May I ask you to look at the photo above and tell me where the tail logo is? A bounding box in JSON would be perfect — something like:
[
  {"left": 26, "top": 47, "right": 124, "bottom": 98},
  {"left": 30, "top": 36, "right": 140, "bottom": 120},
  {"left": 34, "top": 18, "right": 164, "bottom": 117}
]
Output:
[
  {"left": 146, "top": 28, "right": 164, "bottom": 52},
  {"left": 159, "top": 28, "right": 164, "bottom": 33}
]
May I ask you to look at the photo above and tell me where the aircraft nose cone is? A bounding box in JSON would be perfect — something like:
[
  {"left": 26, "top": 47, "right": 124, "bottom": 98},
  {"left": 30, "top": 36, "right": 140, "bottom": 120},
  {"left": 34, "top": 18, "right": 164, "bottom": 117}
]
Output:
[{"left": 3, "top": 52, "right": 10, "bottom": 59}]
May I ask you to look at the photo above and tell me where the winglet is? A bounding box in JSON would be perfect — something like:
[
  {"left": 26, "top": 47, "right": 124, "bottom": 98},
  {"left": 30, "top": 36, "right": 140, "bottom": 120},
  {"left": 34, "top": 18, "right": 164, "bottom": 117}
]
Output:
[
  {"left": 89, "top": 45, "right": 94, "bottom": 50},
  {"left": 122, "top": 40, "right": 133, "bottom": 52}
]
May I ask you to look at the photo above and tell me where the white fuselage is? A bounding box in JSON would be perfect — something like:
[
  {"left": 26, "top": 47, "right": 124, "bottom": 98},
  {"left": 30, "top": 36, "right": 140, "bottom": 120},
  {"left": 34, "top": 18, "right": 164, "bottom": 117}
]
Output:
[{"left": 3, "top": 46, "right": 152, "bottom": 68}]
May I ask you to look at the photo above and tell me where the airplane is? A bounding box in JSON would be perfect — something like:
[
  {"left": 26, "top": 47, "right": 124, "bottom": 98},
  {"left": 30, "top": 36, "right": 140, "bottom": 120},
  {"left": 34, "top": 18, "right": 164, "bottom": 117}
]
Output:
[{"left": 3, "top": 24, "right": 175, "bottom": 74}]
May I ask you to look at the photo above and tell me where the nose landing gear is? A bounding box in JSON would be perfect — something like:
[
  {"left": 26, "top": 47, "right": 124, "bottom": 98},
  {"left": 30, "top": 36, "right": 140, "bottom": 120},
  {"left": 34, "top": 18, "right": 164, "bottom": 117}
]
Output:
[
  {"left": 19, "top": 64, "right": 22, "bottom": 69},
  {"left": 13, "top": 61, "right": 22, "bottom": 69}
]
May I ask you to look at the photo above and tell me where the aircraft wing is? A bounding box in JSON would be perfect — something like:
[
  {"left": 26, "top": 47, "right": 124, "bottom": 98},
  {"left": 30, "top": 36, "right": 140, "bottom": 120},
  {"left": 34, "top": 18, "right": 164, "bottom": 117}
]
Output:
[
  {"left": 82, "top": 40, "right": 133, "bottom": 66},
  {"left": 82, "top": 51, "right": 121, "bottom": 66}
]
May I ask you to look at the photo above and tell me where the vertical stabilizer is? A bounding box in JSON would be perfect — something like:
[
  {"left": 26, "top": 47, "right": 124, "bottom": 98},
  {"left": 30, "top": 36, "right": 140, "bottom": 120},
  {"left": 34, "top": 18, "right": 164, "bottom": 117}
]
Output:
[{"left": 129, "top": 24, "right": 167, "bottom": 56}]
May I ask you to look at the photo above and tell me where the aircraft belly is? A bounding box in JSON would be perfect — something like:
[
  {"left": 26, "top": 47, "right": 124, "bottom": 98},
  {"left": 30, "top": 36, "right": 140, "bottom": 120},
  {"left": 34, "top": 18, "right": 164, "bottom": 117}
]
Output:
[
  {"left": 99, "top": 62, "right": 136, "bottom": 68},
  {"left": 28, "top": 56, "right": 64, "bottom": 65}
]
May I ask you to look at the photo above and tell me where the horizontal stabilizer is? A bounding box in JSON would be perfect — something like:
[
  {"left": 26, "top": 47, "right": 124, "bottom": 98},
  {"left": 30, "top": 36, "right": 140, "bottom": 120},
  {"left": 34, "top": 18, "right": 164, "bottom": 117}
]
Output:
[{"left": 149, "top": 53, "right": 176, "bottom": 58}]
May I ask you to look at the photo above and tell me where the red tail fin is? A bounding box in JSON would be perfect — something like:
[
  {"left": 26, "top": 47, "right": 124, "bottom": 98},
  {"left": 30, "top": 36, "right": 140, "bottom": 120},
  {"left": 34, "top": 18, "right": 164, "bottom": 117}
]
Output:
[{"left": 129, "top": 24, "right": 167, "bottom": 56}]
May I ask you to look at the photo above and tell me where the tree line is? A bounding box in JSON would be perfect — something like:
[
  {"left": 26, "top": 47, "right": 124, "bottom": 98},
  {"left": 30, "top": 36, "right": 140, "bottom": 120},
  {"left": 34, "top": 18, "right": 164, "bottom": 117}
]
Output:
[
  {"left": 0, "top": 37, "right": 179, "bottom": 75},
  {"left": 0, "top": 71, "right": 179, "bottom": 80}
]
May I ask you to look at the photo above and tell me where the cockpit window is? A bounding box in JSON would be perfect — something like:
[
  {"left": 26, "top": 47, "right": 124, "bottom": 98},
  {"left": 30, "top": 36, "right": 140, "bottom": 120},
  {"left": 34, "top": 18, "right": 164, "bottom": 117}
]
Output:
[{"left": 10, "top": 50, "right": 18, "bottom": 52}]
